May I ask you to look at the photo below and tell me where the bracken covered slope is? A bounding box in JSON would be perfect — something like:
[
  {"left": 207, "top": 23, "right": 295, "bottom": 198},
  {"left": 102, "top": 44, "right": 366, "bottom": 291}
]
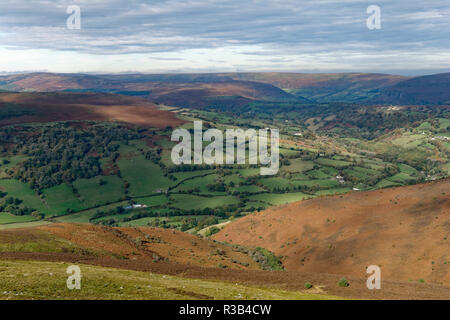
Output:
[{"left": 214, "top": 179, "right": 450, "bottom": 285}]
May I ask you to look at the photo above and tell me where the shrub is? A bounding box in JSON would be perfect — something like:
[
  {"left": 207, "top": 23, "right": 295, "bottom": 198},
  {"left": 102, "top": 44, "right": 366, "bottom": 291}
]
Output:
[{"left": 338, "top": 277, "right": 350, "bottom": 287}]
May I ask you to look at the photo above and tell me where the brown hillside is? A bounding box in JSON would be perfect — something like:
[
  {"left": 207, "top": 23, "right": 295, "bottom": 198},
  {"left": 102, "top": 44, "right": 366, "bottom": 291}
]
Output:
[
  {"left": 13, "top": 223, "right": 259, "bottom": 271},
  {"left": 134, "top": 80, "right": 298, "bottom": 107},
  {"left": 0, "top": 92, "right": 183, "bottom": 128},
  {"left": 214, "top": 180, "right": 450, "bottom": 285},
  {"left": 2, "top": 223, "right": 450, "bottom": 299},
  {"left": 223, "top": 72, "right": 407, "bottom": 90},
  {"left": 0, "top": 73, "right": 298, "bottom": 107}
]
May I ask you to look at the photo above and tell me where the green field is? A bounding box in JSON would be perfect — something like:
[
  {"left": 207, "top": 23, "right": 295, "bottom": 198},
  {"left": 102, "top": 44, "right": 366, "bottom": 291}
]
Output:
[
  {"left": 0, "top": 212, "right": 37, "bottom": 224},
  {"left": 291, "top": 179, "right": 340, "bottom": 189},
  {"left": 173, "top": 174, "right": 226, "bottom": 195},
  {"left": 42, "top": 184, "right": 85, "bottom": 216},
  {"left": 0, "top": 102, "right": 448, "bottom": 230},
  {"left": 343, "top": 166, "right": 381, "bottom": 180},
  {"left": 55, "top": 201, "right": 130, "bottom": 224},
  {"left": 315, "top": 188, "right": 351, "bottom": 196},
  {"left": 281, "top": 159, "right": 314, "bottom": 173},
  {"left": 0, "top": 155, "right": 29, "bottom": 178},
  {"left": 387, "top": 172, "right": 416, "bottom": 184},
  {"left": 169, "top": 194, "right": 240, "bottom": 210},
  {"left": 0, "top": 179, "right": 47, "bottom": 213},
  {"left": 74, "top": 176, "right": 125, "bottom": 208},
  {"left": 259, "top": 177, "right": 292, "bottom": 190},
  {"left": 315, "top": 158, "right": 352, "bottom": 168},
  {"left": 307, "top": 167, "right": 338, "bottom": 179},
  {"left": 376, "top": 179, "right": 401, "bottom": 189},
  {"left": 118, "top": 156, "right": 173, "bottom": 196},
  {"left": 249, "top": 192, "right": 310, "bottom": 205}
]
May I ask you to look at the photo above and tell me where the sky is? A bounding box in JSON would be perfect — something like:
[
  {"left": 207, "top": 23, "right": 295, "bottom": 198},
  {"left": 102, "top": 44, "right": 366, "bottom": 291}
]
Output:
[{"left": 0, "top": 0, "right": 449, "bottom": 75}]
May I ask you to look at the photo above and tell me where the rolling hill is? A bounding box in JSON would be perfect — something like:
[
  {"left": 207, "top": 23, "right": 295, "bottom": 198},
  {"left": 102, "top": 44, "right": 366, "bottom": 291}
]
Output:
[
  {"left": 372, "top": 73, "right": 450, "bottom": 105},
  {"left": 223, "top": 72, "right": 408, "bottom": 103},
  {"left": 0, "top": 92, "right": 183, "bottom": 128},
  {"left": 1, "top": 71, "right": 450, "bottom": 105},
  {"left": 2, "top": 222, "right": 449, "bottom": 299},
  {"left": 214, "top": 179, "right": 450, "bottom": 285},
  {"left": 0, "top": 73, "right": 302, "bottom": 109}
]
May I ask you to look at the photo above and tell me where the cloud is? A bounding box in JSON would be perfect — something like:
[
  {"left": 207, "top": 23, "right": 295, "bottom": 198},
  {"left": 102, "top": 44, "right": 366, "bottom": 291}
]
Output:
[{"left": 0, "top": 0, "right": 449, "bottom": 73}]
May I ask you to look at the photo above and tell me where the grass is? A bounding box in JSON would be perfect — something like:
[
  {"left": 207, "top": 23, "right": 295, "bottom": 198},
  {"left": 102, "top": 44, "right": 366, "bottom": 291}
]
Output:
[
  {"left": 315, "top": 188, "right": 351, "bottom": 196},
  {"left": 242, "top": 200, "right": 269, "bottom": 210},
  {"left": 376, "top": 179, "right": 401, "bottom": 189},
  {"left": 248, "top": 192, "right": 310, "bottom": 205},
  {"left": 0, "top": 155, "right": 29, "bottom": 178},
  {"left": 173, "top": 174, "right": 226, "bottom": 195},
  {"left": 398, "top": 164, "right": 418, "bottom": 176},
  {"left": 417, "top": 122, "right": 432, "bottom": 130},
  {"left": 0, "top": 231, "right": 85, "bottom": 254},
  {"left": 0, "top": 213, "right": 37, "bottom": 225},
  {"left": 0, "top": 179, "right": 47, "bottom": 213},
  {"left": 343, "top": 167, "right": 381, "bottom": 180},
  {"left": 74, "top": 176, "right": 125, "bottom": 208},
  {"left": 387, "top": 172, "right": 416, "bottom": 184},
  {"left": 136, "top": 195, "right": 170, "bottom": 207},
  {"left": 92, "top": 211, "right": 148, "bottom": 224},
  {"left": 229, "top": 185, "right": 264, "bottom": 193},
  {"left": 54, "top": 201, "right": 129, "bottom": 224},
  {"left": 306, "top": 167, "right": 338, "bottom": 179},
  {"left": 315, "top": 158, "right": 352, "bottom": 168},
  {"left": 0, "top": 260, "right": 343, "bottom": 300},
  {"left": 281, "top": 159, "right": 314, "bottom": 173},
  {"left": 118, "top": 155, "right": 173, "bottom": 196},
  {"left": 259, "top": 177, "right": 292, "bottom": 190},
  {"left": 0, "top": 220, "right": 51, "bottom": 230},
  {"left": 118, "top": 214, "right": 211, "bottom": 228},
  {"left": 169, "top": 194, "right": 239, "bottom": 210},
  {"left": 42, "top": 184, "right": 86, "bottom": 216},
  {"left": 291, "top": 179, "right": 340, "bottom": 189},
  {"left": 117, "top": 216, "right": 169, "bottom": 227},
  {"left": 235, "top": 168, "right": 261, "bottom": 177},
  {"left": 438, "top": 117, "right": 450, "bottom": 130},
  {"left": 443, "top": 163, "right": 450, "bottom": 175},
  {"left": 172, "top": 170, "right": 213, "bottom": 181}
]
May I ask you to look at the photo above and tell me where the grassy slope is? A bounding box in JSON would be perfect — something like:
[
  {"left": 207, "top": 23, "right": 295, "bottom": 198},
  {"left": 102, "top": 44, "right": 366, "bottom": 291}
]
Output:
[
  {"left": 0, "top": 260, "right": 341, "bottom": 300},
  {"left": 118, "top": 156, "right": 173, "bottom": 196},
  {"left": 74, "top": 175, "right": 125, "bottom": 208}
]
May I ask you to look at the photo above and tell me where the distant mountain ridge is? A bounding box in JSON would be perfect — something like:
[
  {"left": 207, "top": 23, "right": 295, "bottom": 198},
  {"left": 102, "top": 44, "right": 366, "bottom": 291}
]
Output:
[
  {"left": 0, "top": 72, "right": 302, "bottom": 109},
  {"left": 223, "top": 72, "right": 409, "bottom": 103},
  {"left": 371, "top": 73, "right": 450, "bottom": 105},
  {"left": 1, "top": 71, "right": 449, "bottom": 106}
]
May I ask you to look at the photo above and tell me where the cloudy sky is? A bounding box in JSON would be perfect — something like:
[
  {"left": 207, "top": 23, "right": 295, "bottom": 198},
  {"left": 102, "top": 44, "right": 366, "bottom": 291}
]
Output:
[{"left": 0, "top": 0, "right": 449, "bottom": 75}]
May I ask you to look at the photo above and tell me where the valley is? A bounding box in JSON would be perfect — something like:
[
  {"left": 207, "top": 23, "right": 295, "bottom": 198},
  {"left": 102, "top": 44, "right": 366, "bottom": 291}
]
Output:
[{"left": 0, "top": 72, "right": 448, "bottom": 300}]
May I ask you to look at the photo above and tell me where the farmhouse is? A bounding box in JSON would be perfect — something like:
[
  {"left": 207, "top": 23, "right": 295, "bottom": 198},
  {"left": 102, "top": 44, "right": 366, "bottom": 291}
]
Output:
[{"left": 124, "top": 204, "right": 148, "bottom": 210}]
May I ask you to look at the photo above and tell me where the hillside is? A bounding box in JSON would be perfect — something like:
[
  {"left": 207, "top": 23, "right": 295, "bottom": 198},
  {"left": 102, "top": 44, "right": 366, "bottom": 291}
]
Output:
[
  {"left": 0, "top": 92, "right": 183, "bottom": 127},
  {"left": 0, "top": 223, "right": 261, "bottom": 271},
  {"left": 133, "top": 80, "right": 301, "bottom": 109},
  {"left": 0, "top": 73, "right": 301, "bottom": 108},
  {"left": 224, "top": 72, "right": 408, "bottom": 103},
  {"left": 372, "top": 73, "right": 450, "bottom": 105},
  {"left": 2, "top": 72, "right": 450, "bottom": 105},
  {"left": 1, "top": 222, "right": 450, "bottom": 299},
  {"left": 214, "top": 179, "right": 450, "bottom": 285},
  {"left": 0, "top": 260, "right": 339, "bottom": 300}
]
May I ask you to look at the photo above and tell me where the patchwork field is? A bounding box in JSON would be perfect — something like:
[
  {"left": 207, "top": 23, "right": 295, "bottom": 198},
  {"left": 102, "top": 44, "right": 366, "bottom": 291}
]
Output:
[{"left": 0, "top": 83, "right": 448, "bottom": 300}]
